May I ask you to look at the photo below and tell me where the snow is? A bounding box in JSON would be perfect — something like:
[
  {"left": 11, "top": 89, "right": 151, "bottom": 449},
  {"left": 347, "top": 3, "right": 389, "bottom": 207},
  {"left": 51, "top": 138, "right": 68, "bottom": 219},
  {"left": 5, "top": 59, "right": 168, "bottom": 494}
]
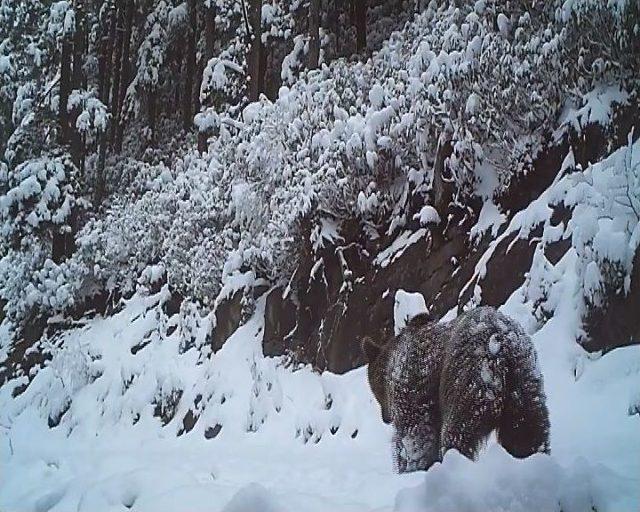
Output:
[
  {"left": 374, "top": 229, "right": 427, "bottom": 269},
  {"left": 310, "top": 218, "right": 342, "bottom": 251},
  {"left": 559, "top": 85, "right": 630, "bottom": 134},
  {"left": 488, "top": 333, "right": 501, "bottom": 355},
  {"left": 0, "top": 294, "right": 425, "bottom": 512},
  {"left": 369, "top": 84, "right": 385, "bottom": 109},
  {"left": 395, "top": 445, "right": 614, "bottom": 512},
  {"left": 222, "top": 484, "right": 282, "bottom": 512},
  {"left": 167, "top": 3, "right": 187, "bottom": 29},
  {"left": 469, "top": 200, "right": 505, "bottom": 241},
  {"left": 497, "top": 13, "right": 511, "bottom": 37},
  {"left": 393, "top": 290, "right": 428, "bottom": 335},
  {"left": 1, "top": 252, "right": 639, "bottom": 512},
  {"left": 413, "top": 205, "right": 440, "bottom": 226},
  {"left": 0, "top": 157, "right": 75, "bottom": 241},
  {"left": 464, "top": 92, "right": 480, "bottom": 115},
  {"left": 280, "top": 35, "right": 306, "bottom": 85},
  {"left": 201, "top": 58, "right": 244, "bottom": 96},
  {"left": 474, "top": 161, "right": 501, "bottom": 199},
  {"left": 0, "top": 55, "right": 13, "bottom": 75},
  {"left": 139, "top": 264, "right": 166, "bottom": 286},
  {"left": 47, "top": 1, "right": 74, "bottom": 37}
]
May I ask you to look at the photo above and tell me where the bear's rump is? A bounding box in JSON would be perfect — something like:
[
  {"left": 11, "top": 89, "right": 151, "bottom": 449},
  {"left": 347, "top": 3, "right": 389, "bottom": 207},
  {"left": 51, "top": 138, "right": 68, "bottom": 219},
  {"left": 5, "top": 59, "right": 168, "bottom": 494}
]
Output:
[{"left": 438, "top": 321, "right": 509, "bottom": 425}]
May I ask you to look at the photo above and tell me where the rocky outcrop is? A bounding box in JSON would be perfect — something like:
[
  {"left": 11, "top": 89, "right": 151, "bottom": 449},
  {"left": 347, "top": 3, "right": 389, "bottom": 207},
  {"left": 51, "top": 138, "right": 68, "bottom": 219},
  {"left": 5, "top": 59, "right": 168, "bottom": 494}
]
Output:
[
  {"left": 210, "top": 291, "right": 245, "bottom": 353},
  {"left": 584, "top": 248, "right": 640, "bottom": 353},
  {"left": 263, "top": 287, "right": 297, "bottom": 357},
  {"left": 259, "top": 99, "right": 640, "bottom": 373}
]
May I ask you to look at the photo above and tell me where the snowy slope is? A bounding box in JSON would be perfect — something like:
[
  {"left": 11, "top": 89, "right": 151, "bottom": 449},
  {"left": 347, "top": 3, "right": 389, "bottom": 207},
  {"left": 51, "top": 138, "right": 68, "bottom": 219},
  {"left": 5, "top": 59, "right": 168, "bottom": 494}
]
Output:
[
  {"left": 0, "top": 294, "right": 424, "bottom": 512},
  {"left": 1, "top": 286, "right": 638, "bottom": 511},
  {"left": 1, "top": 144, "right": 640, "bottom": 511}
]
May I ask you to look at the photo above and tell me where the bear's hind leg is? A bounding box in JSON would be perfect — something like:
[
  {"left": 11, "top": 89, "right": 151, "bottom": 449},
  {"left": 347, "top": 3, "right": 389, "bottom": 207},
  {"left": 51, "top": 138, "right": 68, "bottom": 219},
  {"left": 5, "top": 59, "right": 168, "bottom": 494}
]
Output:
[
  {"left": 440, "top": 374, "right": 503, "bottom": 461},
  {"left": 440, "top": 406, "right": 498, "bottom": 461},
  {"left": 498, "top": 365, "right": 550, "bottom": 458}
]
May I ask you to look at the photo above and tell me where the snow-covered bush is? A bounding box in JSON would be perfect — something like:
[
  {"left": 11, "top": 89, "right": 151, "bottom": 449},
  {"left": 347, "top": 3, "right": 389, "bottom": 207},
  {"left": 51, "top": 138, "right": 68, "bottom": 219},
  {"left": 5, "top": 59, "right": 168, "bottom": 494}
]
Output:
[
  {"left": 566, "top": 132, "right": 640, "bottom": 309},
  {"left": 68, "top": 0, "right": 638, "bottom": 311},
  {"left": 0, "top": 153, "right": 90, "bottom": 320},
  {"left": 68, "top": 89, "right": 108, "bottom": 144},
  {"left": 0, "top": 154, "right": 81, "bottom": 243},
  {"left": 0, "top": 241, "right": 87, "bottom": 320}
]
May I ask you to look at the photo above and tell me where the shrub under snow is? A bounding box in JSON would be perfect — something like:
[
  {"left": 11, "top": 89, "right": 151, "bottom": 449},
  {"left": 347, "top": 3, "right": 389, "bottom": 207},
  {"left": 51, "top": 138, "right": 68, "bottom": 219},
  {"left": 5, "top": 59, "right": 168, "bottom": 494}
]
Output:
[{"left": 66, "top": 0, "right": 638, "bottom": 311}]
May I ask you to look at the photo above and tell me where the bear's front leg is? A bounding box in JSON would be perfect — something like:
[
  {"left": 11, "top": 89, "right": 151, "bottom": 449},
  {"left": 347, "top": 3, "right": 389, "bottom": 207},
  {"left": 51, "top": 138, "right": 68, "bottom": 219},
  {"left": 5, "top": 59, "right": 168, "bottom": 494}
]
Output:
[{"left": 393, "top": 420, "right": 441, "bottom": 472}]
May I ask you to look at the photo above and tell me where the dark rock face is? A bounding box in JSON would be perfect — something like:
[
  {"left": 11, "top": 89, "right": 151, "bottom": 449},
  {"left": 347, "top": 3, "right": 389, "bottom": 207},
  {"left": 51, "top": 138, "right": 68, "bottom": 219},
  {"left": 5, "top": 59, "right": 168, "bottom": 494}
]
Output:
[
  {"left": 263, "top": 287, "right": 297, "bottom": 357},
  {"left": 210, "top": 291, "right": 245, "bottom": 353},
  {"left": 204, "top": 423, "right": 222, "bottom": 439},
  {"left": 584, "top": 248, "right": 640, "bottom": 353},
  {"left": 179, "top": 409, "right": 198, "bottom": 436},
  {"left": 260, "top": 100, "right": 639, "bottom": 373},
  {"left": 0, "top": 312, "right": 48, "bottom": 387},
  {"left": 263, "top": 222, "right": 477, "bottom": 373}
]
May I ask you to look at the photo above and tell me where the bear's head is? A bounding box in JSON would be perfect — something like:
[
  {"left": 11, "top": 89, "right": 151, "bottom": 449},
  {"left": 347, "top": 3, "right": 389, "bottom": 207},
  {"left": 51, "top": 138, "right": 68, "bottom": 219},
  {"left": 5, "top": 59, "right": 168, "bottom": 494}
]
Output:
[{"left": 361, "top": 337, "right": 392, "bottom": 424}]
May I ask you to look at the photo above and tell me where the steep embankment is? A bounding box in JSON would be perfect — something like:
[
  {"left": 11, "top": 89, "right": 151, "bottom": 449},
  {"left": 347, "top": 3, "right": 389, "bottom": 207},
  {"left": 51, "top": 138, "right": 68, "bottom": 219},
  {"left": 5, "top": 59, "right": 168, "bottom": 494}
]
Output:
[
  {"left": 1, "top": 135, "right": 639, "bottom": 511},
  {"left": 262, "top": 87, "right": 640, "bottom": 372}
]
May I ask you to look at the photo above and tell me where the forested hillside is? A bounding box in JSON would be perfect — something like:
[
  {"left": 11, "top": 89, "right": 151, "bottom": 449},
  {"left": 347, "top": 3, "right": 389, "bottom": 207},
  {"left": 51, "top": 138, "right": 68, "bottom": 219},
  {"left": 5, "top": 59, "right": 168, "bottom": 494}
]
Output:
[{"left": 1, "top": 1, "right": 639, "bottom": 511}]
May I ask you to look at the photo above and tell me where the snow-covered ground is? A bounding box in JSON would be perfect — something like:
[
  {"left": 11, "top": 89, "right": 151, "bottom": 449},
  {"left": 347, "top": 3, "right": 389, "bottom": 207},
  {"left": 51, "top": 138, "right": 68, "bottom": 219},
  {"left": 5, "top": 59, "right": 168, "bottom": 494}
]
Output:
[
  {"left": 0, "top": 282, "right": 638, "bottom": 512},
  {"left": 0, "top": 294, "right": 424, "bottom": 512}
]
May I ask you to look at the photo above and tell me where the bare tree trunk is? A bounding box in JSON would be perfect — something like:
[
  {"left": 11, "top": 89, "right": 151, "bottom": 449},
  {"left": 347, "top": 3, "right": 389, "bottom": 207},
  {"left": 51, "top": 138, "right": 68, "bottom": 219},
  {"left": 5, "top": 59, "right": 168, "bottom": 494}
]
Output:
[
  {"left": 70, "top": 1, "right": 86, "bottom": 170},
  {"left": 72, "top": 1, "right": 86, "bottom": 89},
  {"left": 309, "top": 0, "right": 320, "bottom": 69},
  {"left": 172, "top": 34, "right": 184, "bottom": 112},
  {"left": 109, "top": 5, "right": 124, "bottom": 147},
  {"left": 197, "top": 5, "right": 218, "bottom": 153},
  {"left": 354, "top": 0, "right": 367, "bottom": 54},
  {"left": 114, "top": 0, "right": 134, "bottom": 152},
  {"left": 183, "top": 0, "right": 197, "bottom": 129},
  {"left": 205, "top": 4, "right": 216, "bottom": 60},
  {"left": 432, "top": 131, "right": 454, "bottom": 218},
  {"left": 95, "top": 130, "right": 108, "bottom": 205},
  {"left": 260, "top": 40, "right": 270, "bottom": 97},
  {"left": 51, "top": 35, "right": 73, "bottom": 263},
  {"left": 247, "top": 0, "right": 263, "bottom": 102},
  {"left": 330, "top": 0, "right": 341, "bottom": 57},
  {"left": 148, "top": 91, "right": 157, "bottom": 135},
  {"left": 98, "top": 1, "right": 116, "bottom": 104},
  {"left": 95, "top": 1, "right": 116, "bottom": 204},
  {"left": 58, "top": 39, "right": 72, "bottom": 144}
]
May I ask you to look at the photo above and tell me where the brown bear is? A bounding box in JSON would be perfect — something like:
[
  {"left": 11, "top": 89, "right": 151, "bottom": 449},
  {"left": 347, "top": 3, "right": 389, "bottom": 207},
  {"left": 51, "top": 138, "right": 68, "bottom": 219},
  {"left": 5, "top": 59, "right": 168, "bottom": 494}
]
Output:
[{"left": 362, "top": 306, "right": 550, "bottom": 472}]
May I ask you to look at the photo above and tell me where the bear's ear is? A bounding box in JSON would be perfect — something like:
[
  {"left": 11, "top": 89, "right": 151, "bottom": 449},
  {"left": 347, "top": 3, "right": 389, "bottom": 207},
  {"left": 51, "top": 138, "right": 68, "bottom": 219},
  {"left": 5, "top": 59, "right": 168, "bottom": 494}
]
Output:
[{"left": 361, "top": 337, "right": 382, "bottom": 362}]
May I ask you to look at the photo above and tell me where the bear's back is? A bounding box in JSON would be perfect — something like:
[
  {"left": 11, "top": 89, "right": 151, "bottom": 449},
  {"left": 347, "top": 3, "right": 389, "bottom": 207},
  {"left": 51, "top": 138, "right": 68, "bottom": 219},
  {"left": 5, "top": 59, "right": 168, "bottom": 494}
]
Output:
[
  {"left": 389, "top": 307, "right": 534, "bottom": 379},
  {"left": 438, "top": 306, "right": 538, "bottom": 419},
  {"left": 444, "top": 307, "right": 532, "bottom": 358}
]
